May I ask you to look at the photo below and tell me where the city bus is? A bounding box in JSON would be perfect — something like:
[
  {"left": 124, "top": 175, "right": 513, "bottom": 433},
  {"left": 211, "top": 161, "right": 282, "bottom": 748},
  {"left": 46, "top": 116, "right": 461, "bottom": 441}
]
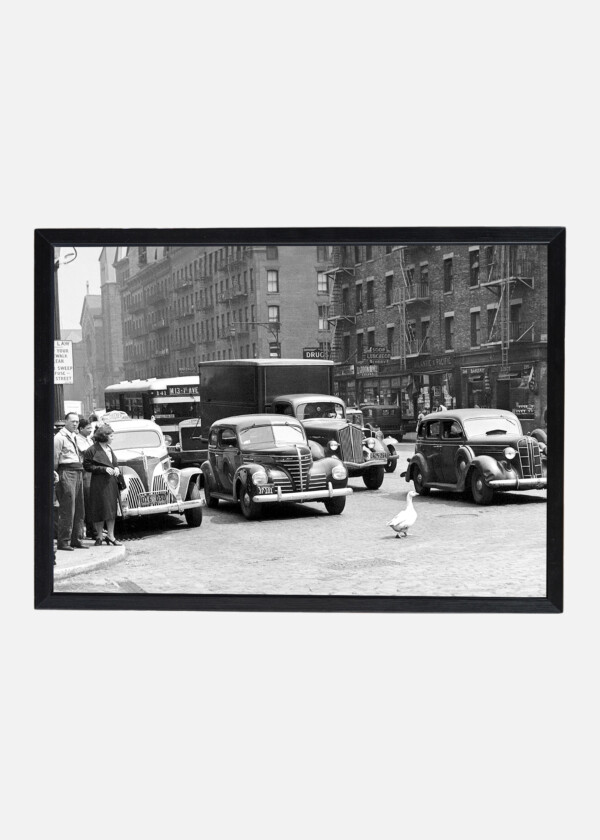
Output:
[{"left": 104, "top": 376, "right": 199, "bottom": 448}]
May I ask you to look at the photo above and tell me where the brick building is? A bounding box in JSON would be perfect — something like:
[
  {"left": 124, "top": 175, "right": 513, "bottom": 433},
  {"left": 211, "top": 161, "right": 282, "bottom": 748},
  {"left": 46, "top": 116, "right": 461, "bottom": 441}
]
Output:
[
  {"left": 119, "top": 245, "right": 335, "bottom": 380},
  {"left": 79, "top": 295, "right": 105, "bottom": 414},
  {"left": 99, "top": 247, "right": 125, "bottom": 390},
  {"left": 327, "top": 243, "right": 548, "bottom": 431}
]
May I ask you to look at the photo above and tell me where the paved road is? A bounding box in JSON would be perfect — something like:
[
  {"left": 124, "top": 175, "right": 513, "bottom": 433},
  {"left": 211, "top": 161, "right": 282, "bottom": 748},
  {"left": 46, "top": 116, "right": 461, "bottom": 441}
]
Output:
[{"left": 55, "top": 444, "right": 547, "bottom": 598}]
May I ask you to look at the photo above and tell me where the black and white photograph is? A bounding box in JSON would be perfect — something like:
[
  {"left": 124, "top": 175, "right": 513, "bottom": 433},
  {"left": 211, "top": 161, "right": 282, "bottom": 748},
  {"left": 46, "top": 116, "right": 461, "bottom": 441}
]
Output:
[
  {"left": 8, "top": 4, "right": 597, "bottom": 840},
  {"left": 37, "top": 231, "right": 562, "bottom": 610}
]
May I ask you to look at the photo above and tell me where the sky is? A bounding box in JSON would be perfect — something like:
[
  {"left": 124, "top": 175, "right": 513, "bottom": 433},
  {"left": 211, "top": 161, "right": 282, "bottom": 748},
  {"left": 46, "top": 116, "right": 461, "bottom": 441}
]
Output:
[{"left": 56, "top": 246, "right": 103, "bottom": 331}]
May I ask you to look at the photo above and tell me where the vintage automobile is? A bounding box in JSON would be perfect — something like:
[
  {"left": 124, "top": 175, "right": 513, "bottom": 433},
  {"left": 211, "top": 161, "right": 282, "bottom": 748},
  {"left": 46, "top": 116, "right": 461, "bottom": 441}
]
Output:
[
  {"left": 104, "top": 412, "right": 203, "bottom": 526},
  {"left": 271, "top": 394, "right": 390, "bottom": 489},
  {"left": 405, "top": 408, "right": 547, "bottom": 505},
  {"left": 200, "top": 414, "right": 352, "bottom": 519},
  {"left": 347, "top": 406, "right": 401, "bottom": 474}
]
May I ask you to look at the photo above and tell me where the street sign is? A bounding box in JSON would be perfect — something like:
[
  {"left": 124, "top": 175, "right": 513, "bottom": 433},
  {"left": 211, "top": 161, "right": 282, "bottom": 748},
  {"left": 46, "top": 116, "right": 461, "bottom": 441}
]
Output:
[
  {"left": 54, "top": 340, "right": 73, "bottom": 384},
  {"left": 303, "top": 347, "right": 327, "bottom": 359}
]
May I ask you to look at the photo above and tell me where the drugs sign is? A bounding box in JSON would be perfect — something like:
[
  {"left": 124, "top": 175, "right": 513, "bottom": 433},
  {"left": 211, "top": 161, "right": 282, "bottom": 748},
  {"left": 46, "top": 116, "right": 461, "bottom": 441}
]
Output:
[{"left": 54, "top": 340, "right": 73, "bottom": 384}]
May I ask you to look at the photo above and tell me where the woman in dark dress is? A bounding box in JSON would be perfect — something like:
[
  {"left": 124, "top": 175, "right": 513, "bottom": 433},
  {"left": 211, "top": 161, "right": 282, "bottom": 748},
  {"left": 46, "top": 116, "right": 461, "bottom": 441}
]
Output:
[{"left": 83, "top": 424, "right": 123, "bottom": 546}]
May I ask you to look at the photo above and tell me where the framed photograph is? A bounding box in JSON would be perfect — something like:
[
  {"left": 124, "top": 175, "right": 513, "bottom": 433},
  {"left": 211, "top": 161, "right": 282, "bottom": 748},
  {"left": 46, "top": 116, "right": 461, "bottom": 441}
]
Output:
[{"left": 35, "top": 227, "right": 564, "bottom": 612}]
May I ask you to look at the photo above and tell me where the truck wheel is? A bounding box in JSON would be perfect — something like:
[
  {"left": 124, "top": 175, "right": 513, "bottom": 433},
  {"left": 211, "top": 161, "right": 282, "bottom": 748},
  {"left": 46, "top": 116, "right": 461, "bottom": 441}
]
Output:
[
  {"left": 324, "top": 497, "right": 346, "bottom": 515},
  {"left": 203, "top": 482, "right": 220, "bottom": 509},
  {"left": 471, "top": 468, "right": 494, "bottom": 505},
  {"left": 239, "top": 484, "right": 260, "bottom": 520},
  {"left": 363, "top": 467, "right": 385, "bottom": 490},
  {"left": 184, "top": 483, "right": 203, "bottom": 527},
  {"left": 412, "top": 466, "right": 430, "bottom": 496},
  {"left": 384, "top": 447, "right": 397, "bottom": 473}
]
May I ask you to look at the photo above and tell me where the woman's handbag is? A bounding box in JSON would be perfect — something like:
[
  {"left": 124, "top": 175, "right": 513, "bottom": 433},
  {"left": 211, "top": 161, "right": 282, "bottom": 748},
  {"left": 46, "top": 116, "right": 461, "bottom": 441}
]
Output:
[{"left": 116, "top": 472, "right": 127, "bottom": 491}]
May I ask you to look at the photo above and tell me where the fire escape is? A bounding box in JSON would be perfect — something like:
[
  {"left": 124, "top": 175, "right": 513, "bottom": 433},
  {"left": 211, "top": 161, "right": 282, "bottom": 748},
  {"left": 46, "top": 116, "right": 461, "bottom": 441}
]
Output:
[
  {"left": 325, "top": 246, "right": 356, "bottom": 363},
  {"left": 480, "top": 245, "right": 536, "bottom": 376},
  {"left": 216, "top": 249, "right": 249, "bottom": 354},
  {"left": 392, "top": 247, "right": 431, "bottom": 368}
]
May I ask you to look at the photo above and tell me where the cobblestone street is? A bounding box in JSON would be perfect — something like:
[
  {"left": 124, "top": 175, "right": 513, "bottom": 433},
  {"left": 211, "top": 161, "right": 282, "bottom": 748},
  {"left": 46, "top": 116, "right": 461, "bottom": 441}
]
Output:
[{"left": 55, "top": 444, "right": 547, "bottom": 598}]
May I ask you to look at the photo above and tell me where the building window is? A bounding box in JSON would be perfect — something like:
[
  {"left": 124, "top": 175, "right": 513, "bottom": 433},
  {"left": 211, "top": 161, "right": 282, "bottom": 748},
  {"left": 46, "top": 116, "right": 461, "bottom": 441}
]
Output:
[
  {"left": 470, "top": 249, "right": 480, "bottom": 286},
  {"left": 250, "top": 268, "right": 254, "bottom": 292},
  {"left": 485, "top": 246, "right": 495, "bottom": 282},
  {"left": 318, "top": 341, "right": 331, "bottom": 357},
  {"left": 268, "top": 305, "right": 279, "bottom": 324},
  {"left": 387, "top": 326, "right": 394, "bottom": 351},
  {"left": 317, "top": 245, "right": 330, "bottom": 262},
  {"left": 354, "top": 246, "right": 361, "bottom": 264},
  {"left": 266, "top": 246, "right": 278, "bottom": 260},
  {"left": 443, "top": 258, "right": 453, "bottom": 293},
  {"left": 317, "top": 271, "right": 329, "bottom": 294},
  {"left": 487, "top": 307, "right": 498, "bottom": 340},
  {"left": 419, "top": 263, "right": 428, "bottom": 287},
  {"left": 421, "top": 319, "right": 430, "bottom": 351},
  {"left": 385, "top": 245, "right": 393, "bottom": 254},
  {"left": 318, "top": 305, "right": 330, "bottom": 331},
  {"left": 355, "top": 284, "right": 363, "bottom": 313},
  {"left": 471, "top": 311, "right": 481, "bottom": 346},
  {"left": 367, "top": 330, "right": 375, "bottom": 349},
  {"left": 366, "top": 280, "right": 374, "bottom": 310},
  {"left": 406, "top": 266, "right": 415, "bottom": 285},
  {"left": 356, "top": 332, "right": 364, "bottom": 361},
  {"left": 267, "top": 270, "right": 279, "bottom": 293},
  {"left": 365, "top": 245, "right": 373, "bottom": 261},
  {"left": 385, "top": 275, "right": 394, "bottom": 306},
  {"left": 445, "top": 316, "right": 454, "bottom": 350},
  {"left": 343, "top": 334, "right": 351, "bottom": 362}
]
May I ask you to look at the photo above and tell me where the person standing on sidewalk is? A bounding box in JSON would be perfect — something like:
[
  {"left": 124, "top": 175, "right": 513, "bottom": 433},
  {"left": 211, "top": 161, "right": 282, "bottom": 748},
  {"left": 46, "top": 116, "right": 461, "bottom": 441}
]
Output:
[
  {"left": 83, "top": 424, "right": 123, "bottom": 547},
  {"left": 54, "top": 412, "right": 89, "bottom": 552},
  {"left": 76, "top": 417, "right": 94, "bottom": 539}
]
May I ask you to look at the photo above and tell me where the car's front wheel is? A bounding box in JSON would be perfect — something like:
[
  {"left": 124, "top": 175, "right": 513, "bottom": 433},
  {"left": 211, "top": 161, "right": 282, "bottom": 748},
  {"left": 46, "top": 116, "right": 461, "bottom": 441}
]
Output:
[
  {"left": 363, "top": 466, "right": 385, "bottom": 490},
  {"left": 384, "top": 447, "right": 397, "bottom": 473},
  {"left": 239, "top": 483, "right": 261, "bottom": 520},
  {"left": 203, "top": 481, "right": 220, "bottom": 509},
  {"left": 471, "top": 468, "right": 494, "bottom": 505},
  {"left": 412, "top": 465, "right": 431, "bottom": 495},
  {"left": 184, "top": 483, "right": 203, "bottom": 527},
  {"left": 324, "top": 497, "right": 346, "bottom": 515}
]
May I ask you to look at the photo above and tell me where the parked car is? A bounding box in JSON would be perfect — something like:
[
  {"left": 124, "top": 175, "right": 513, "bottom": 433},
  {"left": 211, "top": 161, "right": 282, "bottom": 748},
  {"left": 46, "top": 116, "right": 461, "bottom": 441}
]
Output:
[
  {"left": 105, "top": 413, "right": 203, "bottom": 527},
  {"left": 360, "top": 403, "right": 405, "bottom": 440},
  {"left": 272, "top": 395, "right": 389, "bottom": 489},
  {"left": 200, "top": 414, "right": 352, "bottom": 519},
  {"left": 348, "top": 405, "right": 401, "bottom": 474},
  {"left": 405, "top": 408, "right": 547, "bottom": 505}
]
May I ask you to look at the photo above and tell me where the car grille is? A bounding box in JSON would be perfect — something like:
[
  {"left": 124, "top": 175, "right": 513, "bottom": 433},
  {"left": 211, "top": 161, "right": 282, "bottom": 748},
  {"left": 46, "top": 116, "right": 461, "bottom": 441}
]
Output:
[
  {"left": 124, "top": 473, "right": 176, "bottom": 507},
  {"left": 338, "top": 424, "right": 364, "bottom": 463},
  {"left": 517, "top": 437, "right": 543, "bottom": 478},
  {"left": 271, "top": 450, "right": 312, "bottom": 491}
]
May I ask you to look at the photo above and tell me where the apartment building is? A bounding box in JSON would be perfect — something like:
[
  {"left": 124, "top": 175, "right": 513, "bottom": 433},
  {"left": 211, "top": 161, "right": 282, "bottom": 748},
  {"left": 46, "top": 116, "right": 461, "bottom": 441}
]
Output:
[
  {"left": 327, "top": 243, "right": 548, "bottom": 431},
  {"left": 119, "top": 244, "right": 334, "bottom": 380}
]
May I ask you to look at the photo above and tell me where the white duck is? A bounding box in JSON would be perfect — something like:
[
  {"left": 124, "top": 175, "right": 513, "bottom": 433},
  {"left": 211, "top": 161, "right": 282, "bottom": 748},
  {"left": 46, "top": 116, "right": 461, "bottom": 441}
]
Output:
[{"left": 387, "top": 491, "right": 417, "bottom": 538}]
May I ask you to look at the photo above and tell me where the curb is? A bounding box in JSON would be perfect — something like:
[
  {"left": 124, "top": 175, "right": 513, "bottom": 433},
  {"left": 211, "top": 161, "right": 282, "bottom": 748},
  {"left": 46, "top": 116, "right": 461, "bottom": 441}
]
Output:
[{"left": 53, "top": 545, "right": 127, "bottom": 581}]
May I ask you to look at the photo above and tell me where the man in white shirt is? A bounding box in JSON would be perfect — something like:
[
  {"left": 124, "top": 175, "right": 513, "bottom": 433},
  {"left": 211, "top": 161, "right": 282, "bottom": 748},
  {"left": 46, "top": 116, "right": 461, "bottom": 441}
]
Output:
[
  {"left": 76, "top": 418, "right": 94, "bottom": 539},
  {"left": 54, "top": 412, "right": 89, "bottom": 551}
]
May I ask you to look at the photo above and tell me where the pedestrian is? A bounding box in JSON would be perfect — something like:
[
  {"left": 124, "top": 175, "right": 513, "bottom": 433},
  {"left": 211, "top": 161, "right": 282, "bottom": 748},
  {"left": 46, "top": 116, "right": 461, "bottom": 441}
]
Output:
[
  {"left": 54, "top": 412, "right": 88, "bottom": 551},
  {"left": 76, "top": 417, "right": 95, "bottom": 539},
  {"left": 83, "top": 424, "right": 123, "bottom": 546},
  {"left": 88, "top": 412, "right": 99, "bottom": 435}
]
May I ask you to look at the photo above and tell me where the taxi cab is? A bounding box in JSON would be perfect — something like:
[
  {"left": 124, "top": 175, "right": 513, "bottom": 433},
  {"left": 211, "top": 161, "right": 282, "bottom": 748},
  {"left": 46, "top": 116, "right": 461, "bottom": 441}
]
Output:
[{"left": 103, "top": 411, "right": 203, "bottom": 526}]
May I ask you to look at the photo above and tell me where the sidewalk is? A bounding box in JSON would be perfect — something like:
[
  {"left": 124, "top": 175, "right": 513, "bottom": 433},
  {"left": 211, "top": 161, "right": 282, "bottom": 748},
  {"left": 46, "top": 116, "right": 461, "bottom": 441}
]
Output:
[{"left": 53, "top": 537, "right": 126, "bottom": 581}]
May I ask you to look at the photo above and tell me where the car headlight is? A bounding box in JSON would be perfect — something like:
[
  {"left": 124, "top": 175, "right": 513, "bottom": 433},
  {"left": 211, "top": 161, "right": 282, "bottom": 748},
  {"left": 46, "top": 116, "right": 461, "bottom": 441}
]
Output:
[
  {"left": 328, "top": 440, "right": 339, "bottom": 451},
  {"left": 504, "top": 447, "right": 517, "bottom": 460},
  {"left": 164, "top": 434, "right": 173, "bottom": 446},
  {"left": 252, "top": 470, "right": 269, "bottom": 486},
  {"left": 165, "top": 468, "right": 181, "bottom": 493},
  {"left": 366, "top": 437, "right": 376, "bottom": 449},
  {"left": 332, "top": 464, "right": 347, "bottom": 480}
]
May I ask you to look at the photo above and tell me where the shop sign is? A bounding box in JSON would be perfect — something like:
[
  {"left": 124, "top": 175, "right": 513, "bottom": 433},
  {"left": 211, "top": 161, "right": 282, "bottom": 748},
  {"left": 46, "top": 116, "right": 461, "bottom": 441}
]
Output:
[
  {"left": 303, "top": 347, "right": 328, "bottom": 360},
  {"left": 514, "top": 403, "right": 535, "bottom": 418},
  {"left": 364, "top": 346, "right": 391, "bottom": 362},
  {"left": 335, "top": 364, "right": 355, "bottom": 377},
  {"left": 463, "top": 367, "right": 486, "bottom": 375},
  {"left": 410, "top": 354, "right": 455, "bottom": 371},
  {"left": 356, "top": 364, "right": 379, "bottom": 377}
]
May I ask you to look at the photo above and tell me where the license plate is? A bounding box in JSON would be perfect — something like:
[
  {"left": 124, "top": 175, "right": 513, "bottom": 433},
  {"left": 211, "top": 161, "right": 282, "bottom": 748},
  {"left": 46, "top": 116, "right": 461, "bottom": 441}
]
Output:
[
  {"left": 256, "top": 485, "right": 275, "bottom": 495},
  {"left": 139, "top": 491, "right": 169, "bottom": 507},
  {"left": 372, "top": 452, "right": 387, "bottom": 459}
]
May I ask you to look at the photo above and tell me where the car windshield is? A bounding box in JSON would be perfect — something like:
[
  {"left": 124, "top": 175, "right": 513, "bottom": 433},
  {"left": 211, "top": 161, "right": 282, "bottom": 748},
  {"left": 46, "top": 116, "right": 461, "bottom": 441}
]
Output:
[
  {"left": 347, "top": 411, "right": 364, "bottom": 426},
  {"left": 239, "top": 423, "right": 306, "bottom": 449},
  {"left": 297, "top": 402, "right": 344, "bottom": 420},
  {"left": 463, "top": 415, "right": 521, "bottom": 437},
  {"left": 111, "top": 430, "right": 163, "bottom": 450}
]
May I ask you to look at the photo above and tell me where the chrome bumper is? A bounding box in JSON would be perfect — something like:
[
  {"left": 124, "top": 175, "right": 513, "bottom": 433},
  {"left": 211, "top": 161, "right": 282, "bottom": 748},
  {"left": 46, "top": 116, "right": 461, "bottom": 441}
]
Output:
[
  {"left": 121, "top": 499, "right": 203, "bottom": 517},
  {"left": 253, "top": 484, "right": 352, "bottom": 504},
  {"left": 488, "top": 478, "right": 547, "bottom": 490},
  {"left": 344, "top": 458, "right": 387, "bottom": 471}
]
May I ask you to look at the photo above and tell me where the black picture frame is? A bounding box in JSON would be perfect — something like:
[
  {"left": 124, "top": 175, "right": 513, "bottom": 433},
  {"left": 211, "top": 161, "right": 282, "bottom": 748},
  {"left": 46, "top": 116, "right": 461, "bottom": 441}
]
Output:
[{"left": 35, "top": 227, "right": 564, "bottom": 613}]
